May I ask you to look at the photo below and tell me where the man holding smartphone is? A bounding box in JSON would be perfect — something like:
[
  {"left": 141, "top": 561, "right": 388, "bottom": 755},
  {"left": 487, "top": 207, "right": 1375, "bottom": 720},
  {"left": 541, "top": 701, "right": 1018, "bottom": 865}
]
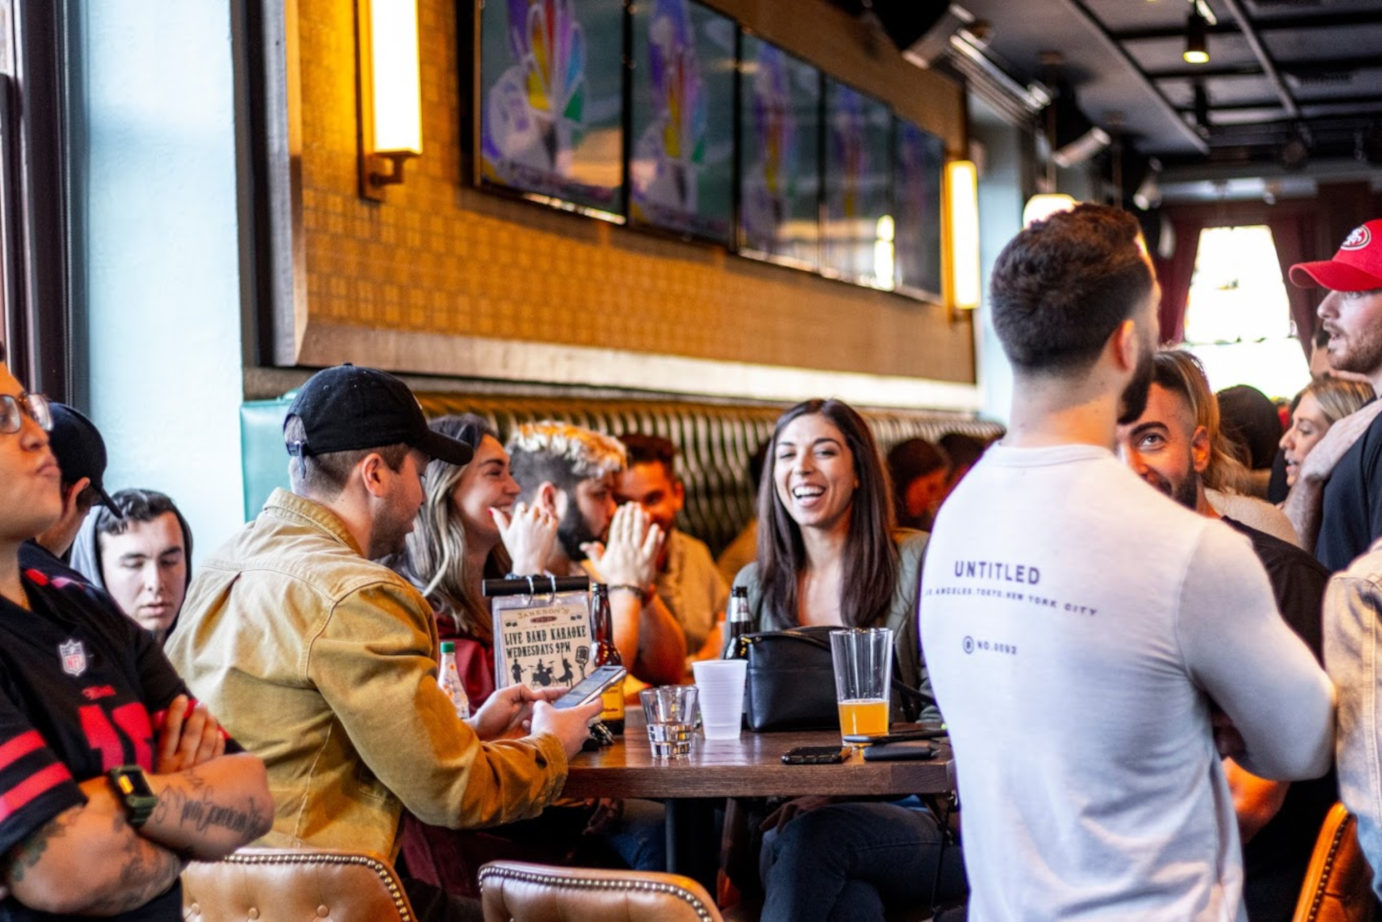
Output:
[
  {"left": 920, "top": 206, "right": 1333, "bottom": 920},
  {"left": 168, "top": 365, "right": 600, "bottom": 922}
]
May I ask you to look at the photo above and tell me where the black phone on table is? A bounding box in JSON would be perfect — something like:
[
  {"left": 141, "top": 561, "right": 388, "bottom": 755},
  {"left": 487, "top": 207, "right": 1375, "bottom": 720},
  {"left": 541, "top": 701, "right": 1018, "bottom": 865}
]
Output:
[
  {"left": 842, "top": 726, "right": 947, "bottom": 746},
  {"left": 861, "top": 740, "right": 939, "bottom": 762},
  {"left": 781, "top": 745, "right": 849, "bottom": 765},
  {"left": 553, "top": 665, "right": 627, "bottom": 709}
]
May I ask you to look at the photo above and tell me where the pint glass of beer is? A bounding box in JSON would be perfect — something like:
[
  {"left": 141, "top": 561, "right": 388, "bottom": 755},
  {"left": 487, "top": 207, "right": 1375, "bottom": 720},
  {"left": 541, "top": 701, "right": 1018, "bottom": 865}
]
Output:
[{"left": 829, "top": 627, "right": 892, "bottom": 741}]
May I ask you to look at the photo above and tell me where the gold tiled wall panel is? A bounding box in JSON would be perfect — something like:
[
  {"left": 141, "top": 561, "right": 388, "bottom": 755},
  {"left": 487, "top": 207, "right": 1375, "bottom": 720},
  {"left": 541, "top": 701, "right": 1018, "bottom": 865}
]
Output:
[{"left": 295, "top": 0, "right": 974, "bottom": 382}]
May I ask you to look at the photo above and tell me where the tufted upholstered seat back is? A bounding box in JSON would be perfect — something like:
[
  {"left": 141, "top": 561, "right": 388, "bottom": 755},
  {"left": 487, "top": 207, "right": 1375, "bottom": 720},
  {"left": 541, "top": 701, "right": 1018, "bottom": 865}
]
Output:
[
  {"left": 181, "top": 848, "right": 415, "bottom": 921},
  {"left": 477, "top": 860, "right": 724, "bottom": 922}
]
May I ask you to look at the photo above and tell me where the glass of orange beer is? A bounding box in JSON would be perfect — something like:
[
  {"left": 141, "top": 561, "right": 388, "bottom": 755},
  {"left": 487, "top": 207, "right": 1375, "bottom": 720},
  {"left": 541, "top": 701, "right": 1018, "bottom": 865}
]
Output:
[{"left": 829, "top": 627, "right": 893, "bottom": 742}]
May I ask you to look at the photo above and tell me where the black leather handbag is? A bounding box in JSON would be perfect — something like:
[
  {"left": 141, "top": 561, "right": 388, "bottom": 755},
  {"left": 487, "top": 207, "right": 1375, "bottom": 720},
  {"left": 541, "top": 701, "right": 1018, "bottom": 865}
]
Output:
[{"left": 733, "top": 626, "right": 923, "bottom": 732}]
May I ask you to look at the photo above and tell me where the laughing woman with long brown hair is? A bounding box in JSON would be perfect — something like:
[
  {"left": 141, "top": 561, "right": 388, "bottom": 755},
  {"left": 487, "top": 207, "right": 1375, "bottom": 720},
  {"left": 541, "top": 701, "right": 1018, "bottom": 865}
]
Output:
[{"left": 733, "top": 398, "right": 963, "bottom": 921}]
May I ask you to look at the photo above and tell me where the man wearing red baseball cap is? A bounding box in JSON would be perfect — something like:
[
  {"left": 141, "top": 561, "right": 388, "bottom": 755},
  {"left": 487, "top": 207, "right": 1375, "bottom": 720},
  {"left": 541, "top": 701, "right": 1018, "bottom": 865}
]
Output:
[
  {"left": 1281, "top": 219, "right": 1382, "bottom": 572},
  {"left": 1295, "top": 219, "right": 1382, "bottom": 900}
]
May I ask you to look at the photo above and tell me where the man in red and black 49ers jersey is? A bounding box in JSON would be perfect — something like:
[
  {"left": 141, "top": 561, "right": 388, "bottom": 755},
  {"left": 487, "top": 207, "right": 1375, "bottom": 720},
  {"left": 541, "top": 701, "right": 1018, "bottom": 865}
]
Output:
[{"left": 0, "top": 351, "right": 272, "bottom": 920}]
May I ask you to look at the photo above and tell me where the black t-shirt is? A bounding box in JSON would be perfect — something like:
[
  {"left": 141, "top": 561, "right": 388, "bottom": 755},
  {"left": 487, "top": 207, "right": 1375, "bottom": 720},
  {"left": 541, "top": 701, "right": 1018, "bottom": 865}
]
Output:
[
  {"left": 1223, "top": 518, "right": 1336, "bottom": 922},
  {"left": 1316, "top": 406, "right": 1382, "bottom": 572},
  {"left": 0, "top": 569, "right": 189, "bottom": 922}
]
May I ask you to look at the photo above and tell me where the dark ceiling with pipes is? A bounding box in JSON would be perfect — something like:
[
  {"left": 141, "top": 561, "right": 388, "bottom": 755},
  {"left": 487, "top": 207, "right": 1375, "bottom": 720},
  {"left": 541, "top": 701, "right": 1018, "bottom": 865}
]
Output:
[{"left": 829, "top": 0, "right": 1382, "bottom": 173}]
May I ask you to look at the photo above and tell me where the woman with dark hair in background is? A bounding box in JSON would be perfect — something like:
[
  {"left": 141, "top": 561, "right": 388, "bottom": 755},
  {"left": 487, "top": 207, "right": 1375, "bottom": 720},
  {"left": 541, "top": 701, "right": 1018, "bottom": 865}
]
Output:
[
  {"left": 886, "top": 437, "right": 948, "bottom": 532},
  {"left": 733, "top": 398, "right": 962, "bottom": 921}
]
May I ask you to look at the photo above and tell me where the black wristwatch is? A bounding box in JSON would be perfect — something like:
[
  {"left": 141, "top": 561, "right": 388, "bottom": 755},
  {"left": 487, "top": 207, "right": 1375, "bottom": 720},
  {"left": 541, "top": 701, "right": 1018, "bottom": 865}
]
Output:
[{"left": 108, "top": 765, "right": 158, "bottom": 829}]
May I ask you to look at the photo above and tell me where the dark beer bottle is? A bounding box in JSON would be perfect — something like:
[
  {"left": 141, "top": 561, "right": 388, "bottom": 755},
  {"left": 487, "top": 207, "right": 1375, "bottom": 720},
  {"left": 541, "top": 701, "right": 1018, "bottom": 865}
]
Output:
[
  {"left": 724, "top": 585, "right": 752, "bottom": 658},
  {"left": 589, "top": 583, "right": 625, "bottom": 734}
]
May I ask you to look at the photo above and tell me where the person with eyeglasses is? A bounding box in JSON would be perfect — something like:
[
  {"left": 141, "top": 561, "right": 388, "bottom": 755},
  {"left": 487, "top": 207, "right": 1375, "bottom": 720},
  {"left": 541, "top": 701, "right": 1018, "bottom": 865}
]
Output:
[
  {"left": 18, "top": 401, "right": 122, "bottom": 587},
  {"left": 0, "top": 347, "right": 271, "bottom": 920}
]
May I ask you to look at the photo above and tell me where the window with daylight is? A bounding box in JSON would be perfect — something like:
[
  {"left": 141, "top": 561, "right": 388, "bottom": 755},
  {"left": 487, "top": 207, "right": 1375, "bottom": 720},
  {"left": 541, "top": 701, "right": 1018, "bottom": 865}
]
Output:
[{"left": 1182, "top": 224, "right": 1309, "bottom": 401}]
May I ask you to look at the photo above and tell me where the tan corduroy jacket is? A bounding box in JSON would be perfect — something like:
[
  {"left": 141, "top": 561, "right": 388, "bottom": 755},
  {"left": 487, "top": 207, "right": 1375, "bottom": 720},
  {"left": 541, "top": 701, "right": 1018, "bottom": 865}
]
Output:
[{"left": 167, "top": 488, "right": 568, "bottom": 861}]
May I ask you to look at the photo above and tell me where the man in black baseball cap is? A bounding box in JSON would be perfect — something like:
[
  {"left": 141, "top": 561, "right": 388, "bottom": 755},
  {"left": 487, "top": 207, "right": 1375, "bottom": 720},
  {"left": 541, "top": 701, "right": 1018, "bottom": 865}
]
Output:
[
  {"left": 283, "top": 363, "right": 473, "bottom": 468},
  {"left": 21, "top": 403, "right": 120, "bottom": 583},
  {"left": 170, "top": 364, "right": 597, "bottom": 921}
]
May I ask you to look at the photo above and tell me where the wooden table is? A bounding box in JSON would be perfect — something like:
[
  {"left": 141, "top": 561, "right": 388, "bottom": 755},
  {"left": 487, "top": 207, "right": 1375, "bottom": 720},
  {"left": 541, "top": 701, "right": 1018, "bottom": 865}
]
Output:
[{"left": 563, "top": 712, "right": 953, "bottom": 890}]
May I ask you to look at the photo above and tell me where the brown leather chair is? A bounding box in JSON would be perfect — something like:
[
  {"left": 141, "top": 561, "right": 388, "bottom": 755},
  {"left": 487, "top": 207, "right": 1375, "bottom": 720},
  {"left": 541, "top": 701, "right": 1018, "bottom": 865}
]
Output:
[
  {"left": 1293, "top": 803, "right": 1377, "bottom": 922},
  {"left": 182, "top": 847, "right": 416, "bottom": 922},
  {"left": 478, "top": 860, "right": 724, "bottom": 922}
]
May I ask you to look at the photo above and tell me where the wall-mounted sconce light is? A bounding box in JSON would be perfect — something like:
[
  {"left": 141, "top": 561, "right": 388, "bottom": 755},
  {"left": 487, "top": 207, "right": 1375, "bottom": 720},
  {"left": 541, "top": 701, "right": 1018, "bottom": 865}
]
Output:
[
  {"left": 358, "top": 0, "right": 423, "bottom": 200},
  {"left": 944, "top": 159, "right": 981, "bottom": 312},
  {"left": 1183, "top": 8, "right": 1209, "bottom": 65}
]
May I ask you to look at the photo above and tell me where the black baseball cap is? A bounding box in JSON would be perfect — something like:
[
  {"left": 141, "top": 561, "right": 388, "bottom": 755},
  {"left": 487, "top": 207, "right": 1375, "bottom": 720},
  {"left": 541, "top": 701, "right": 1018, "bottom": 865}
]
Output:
[
  {"left": 47, "top": 404, "right": 119, "bottom": 510},
  {"left": 284, "top": 364, "right": 473, "bottom": 466}
]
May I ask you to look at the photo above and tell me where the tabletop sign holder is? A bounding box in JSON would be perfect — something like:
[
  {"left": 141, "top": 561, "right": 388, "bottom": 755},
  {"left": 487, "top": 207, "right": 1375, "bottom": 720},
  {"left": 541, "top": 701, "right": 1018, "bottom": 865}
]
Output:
[{"left": 483, "top": 575, "right": 593, "bottom": 693}]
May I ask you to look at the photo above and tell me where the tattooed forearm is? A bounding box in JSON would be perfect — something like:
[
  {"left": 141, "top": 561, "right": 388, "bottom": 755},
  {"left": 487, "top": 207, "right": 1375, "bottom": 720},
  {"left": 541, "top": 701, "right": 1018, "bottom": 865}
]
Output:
[
  {"left": 147, "top": 772, "right": 272, "bottom": 850},
  {"left": 179, "top": 792, "right": 264, "bottom": 835},
  {"left": 3, "top": 811, "right": 77, "bottom": 884},
  {"left": 3, "top": 803, "right": 181, "bottom": 915},
  {"left": 158, "top": 785, "right": 265, "bottom": 840},
  {"left": 80, "top": 817, "right": 182, "bottom": 915}
]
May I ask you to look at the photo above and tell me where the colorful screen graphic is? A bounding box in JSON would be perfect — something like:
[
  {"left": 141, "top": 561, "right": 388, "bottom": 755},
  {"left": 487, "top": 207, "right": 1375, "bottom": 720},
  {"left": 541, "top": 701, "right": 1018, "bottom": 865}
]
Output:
[
  {"left": 629, "top": 0, "right": 735, "bottom": 243},
  {"left": 479, "top": 0, "right": 626, "bottom": 218},
  {"left": 737, "top": 36, "right": 821, "bottom": 270},
  {"left": 822, "top": 80, "right": 892, "bottom": 288},
  {"left": 893, "top": 118, "right": 945, "bottom": 299}
]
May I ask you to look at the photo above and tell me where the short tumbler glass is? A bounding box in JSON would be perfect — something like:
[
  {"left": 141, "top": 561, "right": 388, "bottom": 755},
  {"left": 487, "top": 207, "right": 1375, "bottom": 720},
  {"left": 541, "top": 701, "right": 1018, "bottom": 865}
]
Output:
[{"left": 640, "top": 685, "right": 698, "bottom": 759}]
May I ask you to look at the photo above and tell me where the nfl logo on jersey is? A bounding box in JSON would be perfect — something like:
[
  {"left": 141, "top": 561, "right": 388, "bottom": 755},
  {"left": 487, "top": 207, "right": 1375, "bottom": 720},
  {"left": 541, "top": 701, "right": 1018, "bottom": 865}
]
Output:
[{"left": 59, "top": 639, "right": 87, "bottom": 677}]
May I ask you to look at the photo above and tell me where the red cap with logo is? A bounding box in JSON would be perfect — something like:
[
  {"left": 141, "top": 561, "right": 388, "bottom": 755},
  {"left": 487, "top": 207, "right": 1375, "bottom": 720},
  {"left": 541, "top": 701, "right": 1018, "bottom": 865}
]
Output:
[{"left": 1290, "top": 219, "right": 1382, "bottom": 292}]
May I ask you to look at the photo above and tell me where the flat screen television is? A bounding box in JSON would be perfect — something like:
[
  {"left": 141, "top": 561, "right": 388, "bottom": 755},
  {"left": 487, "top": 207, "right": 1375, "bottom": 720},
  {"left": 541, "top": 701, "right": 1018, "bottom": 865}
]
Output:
[
  {"left": 737, "top": 35, "right": 821, "bottom": 271},
  {"left": 892, "top": 118, "right": 945, "bottom": 300},
  {"left": 821, "top": 79, "right": 892, "bottom": 289},
  {"left": 628, "top": 0, "right": 736, "bottom": 244},
  {"left": 477, "top": 0, "right": 626, "bottom": 220}
]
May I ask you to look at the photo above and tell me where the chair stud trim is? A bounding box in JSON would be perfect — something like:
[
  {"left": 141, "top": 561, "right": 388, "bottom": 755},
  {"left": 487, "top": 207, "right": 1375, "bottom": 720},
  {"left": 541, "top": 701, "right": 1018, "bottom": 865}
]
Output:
[
  {"left": 477, "top": 865, "right": 715, "bottom": 922},
  {"left": 219, "top": 851, "right": 414, "bottom": 922},
  {"left": 1304, "top": 815, "right": 1350, "bottom": 922}
]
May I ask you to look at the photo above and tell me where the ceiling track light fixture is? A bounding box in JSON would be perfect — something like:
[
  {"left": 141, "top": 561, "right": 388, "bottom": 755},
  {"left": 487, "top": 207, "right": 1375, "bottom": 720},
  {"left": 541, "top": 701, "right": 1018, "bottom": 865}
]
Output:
[
  {"left": 1192, "top": 81, "right": 1210, "bottom": 134},
  {"left": 1184, "top": 7, "right": 1209, "bottom": 65}
]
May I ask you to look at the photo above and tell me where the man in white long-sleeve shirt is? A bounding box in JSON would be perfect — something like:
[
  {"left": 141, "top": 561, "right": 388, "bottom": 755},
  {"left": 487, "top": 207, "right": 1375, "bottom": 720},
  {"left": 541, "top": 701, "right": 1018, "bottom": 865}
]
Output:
[{"left": 919, "top": 204, "right": 1334, "bottom": 922}]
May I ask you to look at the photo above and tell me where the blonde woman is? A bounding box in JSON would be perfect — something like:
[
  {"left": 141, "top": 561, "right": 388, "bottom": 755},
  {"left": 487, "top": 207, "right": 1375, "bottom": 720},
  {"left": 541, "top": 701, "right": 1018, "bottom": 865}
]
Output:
[
  {"left": 391, "top": 413, "right": 558, "bottom": 710},
  {"left": 393, "top": 414, "right": 665, "bottom": 895},
  {"left": 1281, "top": 378, "right": 1375, "bottom": 488}
]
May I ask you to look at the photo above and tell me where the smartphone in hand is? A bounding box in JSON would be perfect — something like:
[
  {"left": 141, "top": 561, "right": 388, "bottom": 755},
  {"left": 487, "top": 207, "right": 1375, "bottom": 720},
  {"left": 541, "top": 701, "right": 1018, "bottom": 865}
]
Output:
[{"left": 553, "top": 665, "right": 627, "bottom": 709}]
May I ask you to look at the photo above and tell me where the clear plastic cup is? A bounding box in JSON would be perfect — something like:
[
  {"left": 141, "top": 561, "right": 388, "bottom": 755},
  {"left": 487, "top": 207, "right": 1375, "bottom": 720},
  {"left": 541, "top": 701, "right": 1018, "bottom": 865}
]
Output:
[{"left": 692, "top": 659, "right": 747, "bottom": 740}]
